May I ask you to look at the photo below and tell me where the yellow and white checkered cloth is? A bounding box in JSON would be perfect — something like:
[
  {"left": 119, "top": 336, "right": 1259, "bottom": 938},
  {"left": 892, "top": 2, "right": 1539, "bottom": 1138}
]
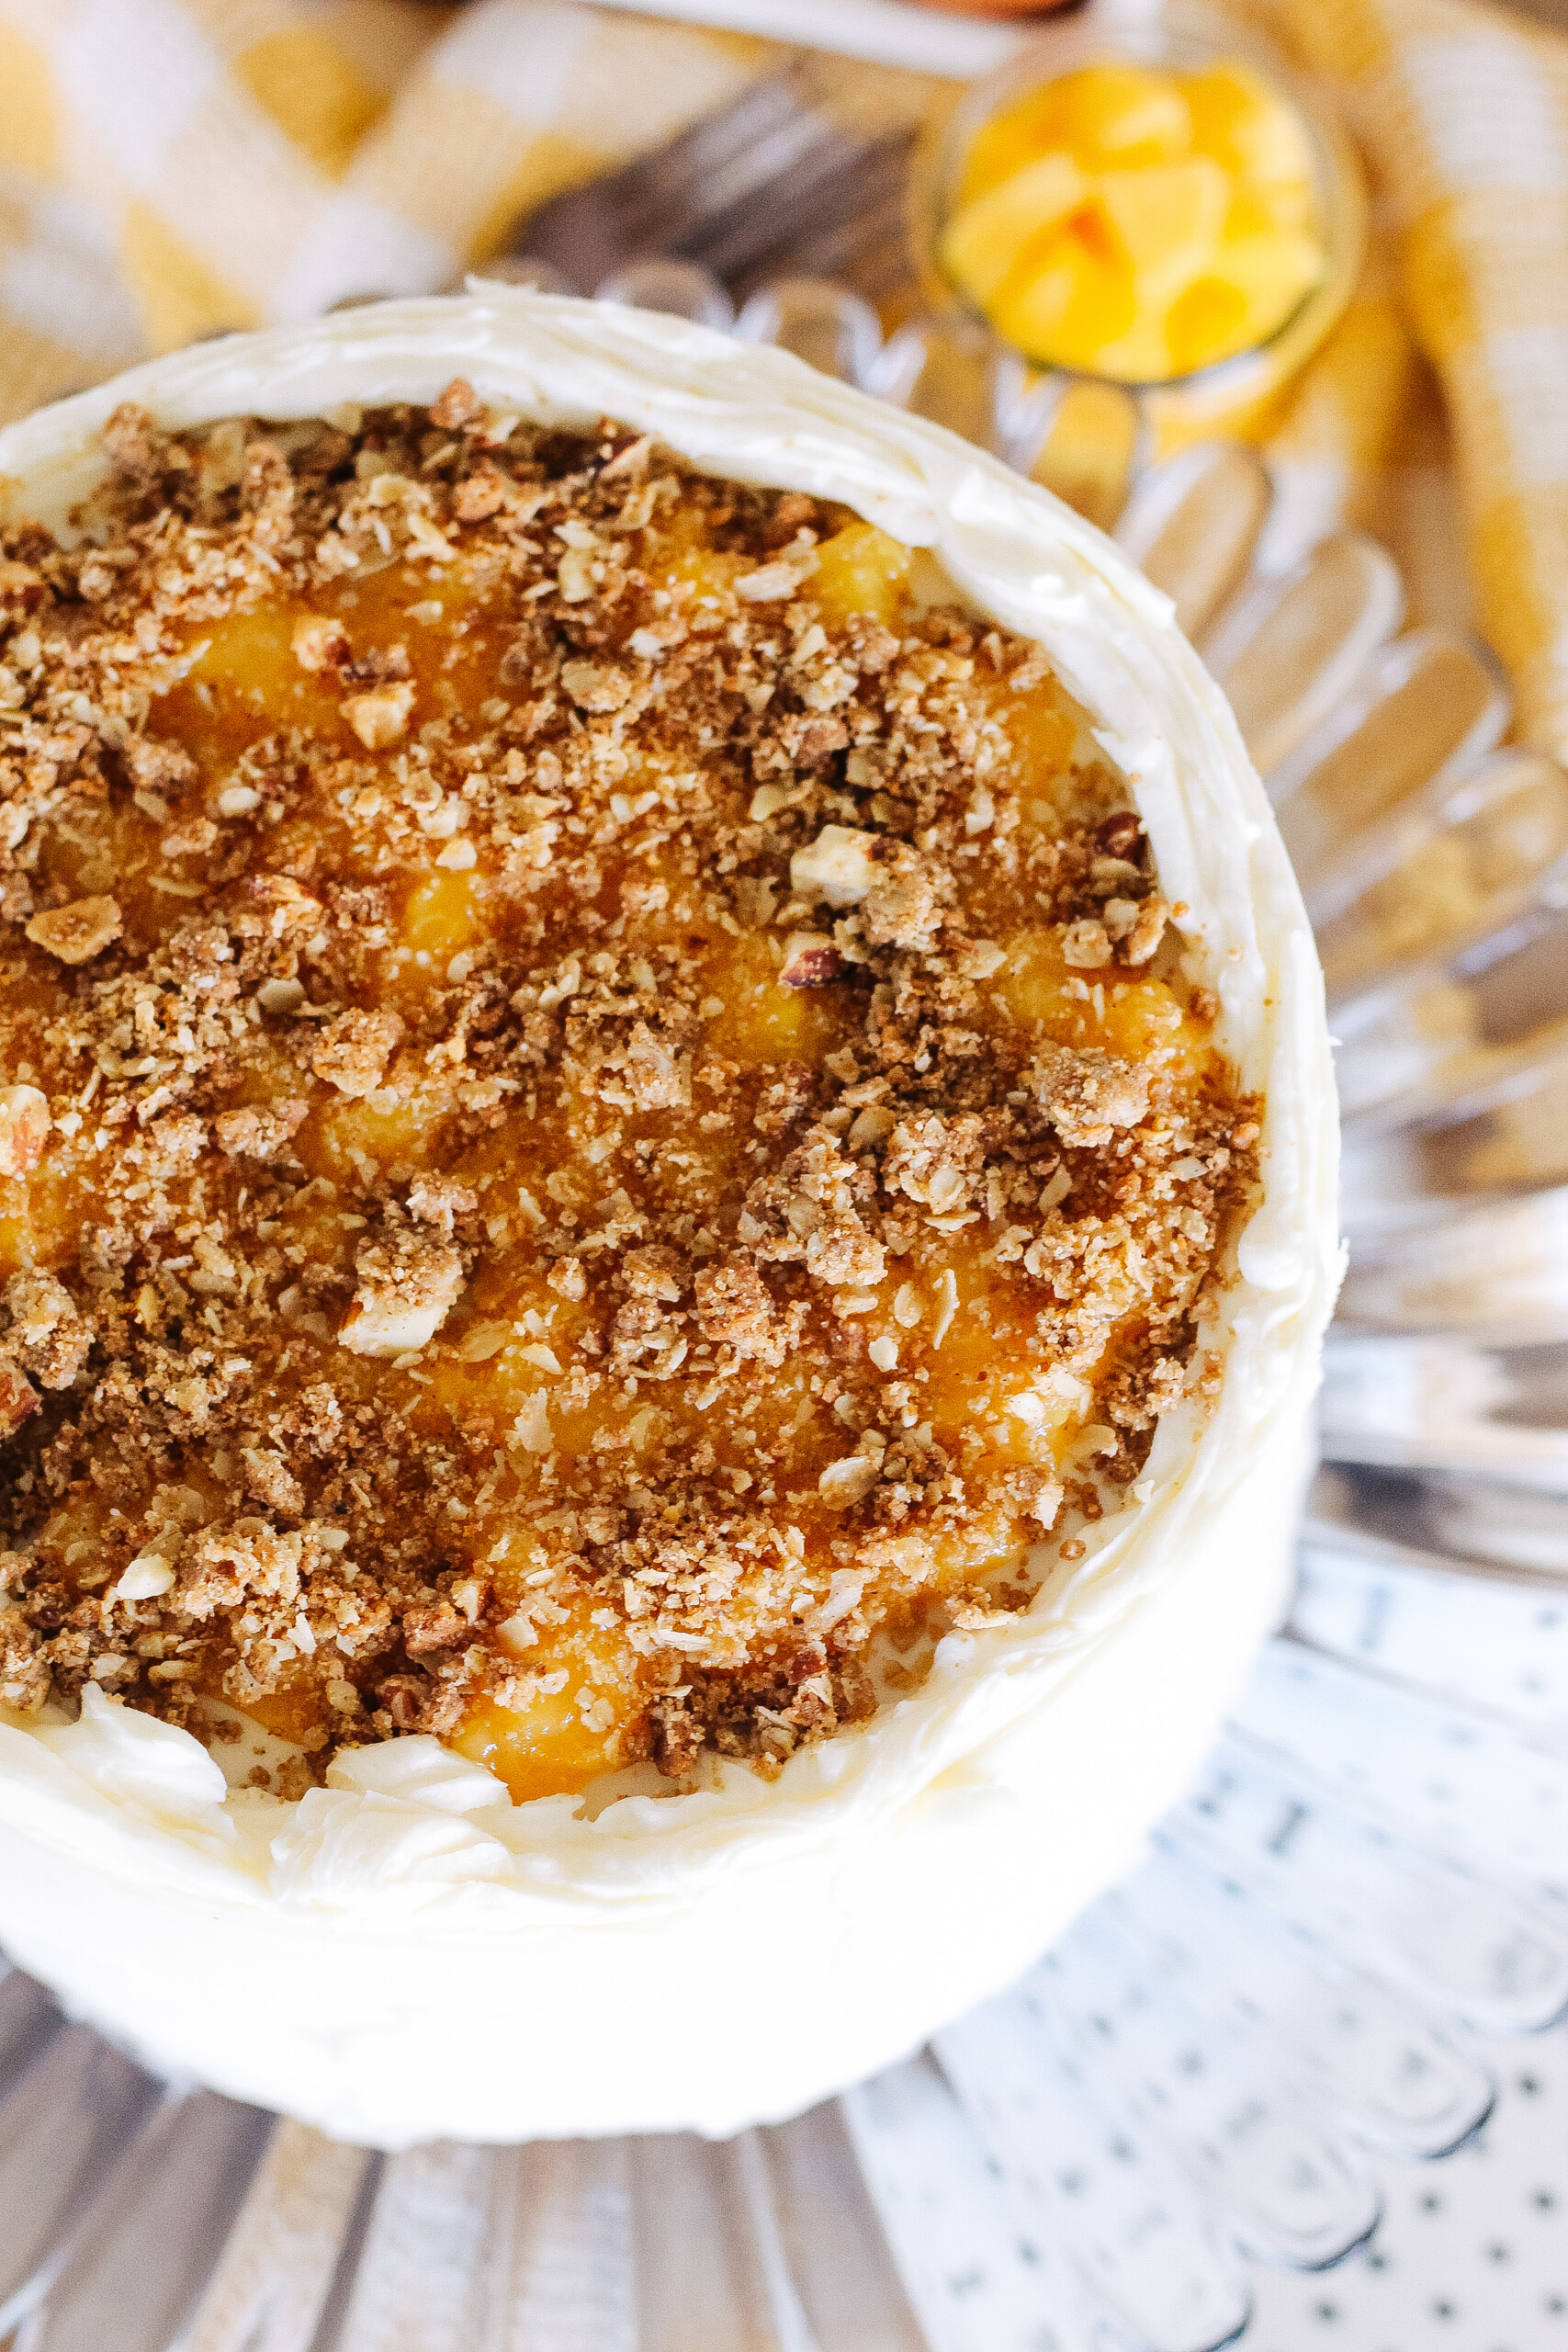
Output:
[
  {"left": 0, "top": 0, "right": 1562, "bottom": 759},
  {"left": 1277, "top": 0, "right": 1568, "bottom": 762}
]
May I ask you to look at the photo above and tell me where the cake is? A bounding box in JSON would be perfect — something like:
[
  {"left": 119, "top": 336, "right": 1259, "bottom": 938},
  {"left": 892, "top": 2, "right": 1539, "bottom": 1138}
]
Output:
[{"left": 0, "top": 293, "right": 1339, "bottom": 2147}]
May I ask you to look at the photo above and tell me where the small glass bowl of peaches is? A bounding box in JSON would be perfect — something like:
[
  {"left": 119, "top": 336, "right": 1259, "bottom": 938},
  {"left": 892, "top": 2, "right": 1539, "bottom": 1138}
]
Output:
[{"left": 916, "top": 0, "right": 1366, "bottom": 449}]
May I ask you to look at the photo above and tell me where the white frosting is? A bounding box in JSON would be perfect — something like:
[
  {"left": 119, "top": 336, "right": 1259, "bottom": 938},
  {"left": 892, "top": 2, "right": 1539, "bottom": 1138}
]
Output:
[{"left": 0, "top": 294, "right": 1340, "bottom": 2148}]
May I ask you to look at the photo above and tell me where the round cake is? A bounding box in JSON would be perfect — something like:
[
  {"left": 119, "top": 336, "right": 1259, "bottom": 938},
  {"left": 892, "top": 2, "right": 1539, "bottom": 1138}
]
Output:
[{"left": 0, "top": 292, "right": 1338, "bottom": 2147}]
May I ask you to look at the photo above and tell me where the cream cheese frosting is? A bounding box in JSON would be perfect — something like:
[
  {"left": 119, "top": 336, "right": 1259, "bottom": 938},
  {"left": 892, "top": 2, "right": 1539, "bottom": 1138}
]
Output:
[{"left": 0, "top": 292, "right": 1339, "bottom": 2148}]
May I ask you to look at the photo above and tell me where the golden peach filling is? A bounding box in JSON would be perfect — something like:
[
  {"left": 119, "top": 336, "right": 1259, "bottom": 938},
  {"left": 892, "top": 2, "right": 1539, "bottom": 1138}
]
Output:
[{"left": 0, "top": 392, "right": 1255, "bottom": 1803}]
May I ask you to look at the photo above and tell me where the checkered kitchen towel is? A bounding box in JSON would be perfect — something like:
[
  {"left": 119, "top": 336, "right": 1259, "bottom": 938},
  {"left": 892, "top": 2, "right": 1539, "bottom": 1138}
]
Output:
[
  {"left": 1274, "top": 0, "right": 1568, "bottom": 762},
  {"left": 0, "top": 0, "right": 1563, "bottom": 760}
]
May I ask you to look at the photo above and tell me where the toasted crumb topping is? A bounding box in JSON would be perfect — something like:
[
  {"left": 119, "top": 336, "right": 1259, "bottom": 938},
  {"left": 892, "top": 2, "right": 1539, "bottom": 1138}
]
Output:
[{"left": 0, "top": 387, "right": 1258, "bottom": 1800}]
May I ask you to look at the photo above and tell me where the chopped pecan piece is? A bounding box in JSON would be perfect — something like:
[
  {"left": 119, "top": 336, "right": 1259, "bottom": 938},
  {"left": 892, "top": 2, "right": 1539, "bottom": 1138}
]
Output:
[
  {"left": 779, "top": 933, "right": 844, "bottom": 988},
  {"left": 1059, "top": 918, "right": 1111, "bottom": 970},
  {"left": 1121, "top": 894, "right": 1170, "bottom": 967},
  {"left": 430, "top": 378, "right": 483, "bottom": 430},
  {"left": 561, "top": 661, "right": 631, "bottom": 714},
  {"left": 343, "top": 682, "right": 414, "bottom": 750},
  {"left": 407, "top": 1174, "right": 478, "bottom": 1229},
  {"left": 291, "top": 615, "right": 349, "bottom": 673},
  {"left": 0, "top": 1356, "right": 39, "bottom": 1437},
  {"left": 26, "top": 896, "right": 122, "bottom": 965}
]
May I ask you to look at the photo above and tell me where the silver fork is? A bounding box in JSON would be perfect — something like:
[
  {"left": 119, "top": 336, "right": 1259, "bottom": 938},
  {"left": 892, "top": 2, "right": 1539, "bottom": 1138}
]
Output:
[{"left": 510, "top": 55, "right": 920, "bottom": 312}]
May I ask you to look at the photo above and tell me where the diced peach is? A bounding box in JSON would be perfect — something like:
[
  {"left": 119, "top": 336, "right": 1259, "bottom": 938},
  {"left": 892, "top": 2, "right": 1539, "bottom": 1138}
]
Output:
[
  {"left": 1224, "top": 179, "right": 1318, "bottom": 241},
  {"left": 1053, "top": 63, "right": 1192, "bottom": 170},
  {"left": 703, "top": 933, "right": 854, "bottom": 1065},
  {"left": 1184, "top": 62, "right": 1314, "bottom": 186},
  {"left": 941, "top": 152, "right": 1088, "bottom": 305},
  {"left": 186, "top": 605, "right": 339, "bottom": 732},
  {"left": 957, "top": 85, "right": 1077, "bottom": 207},
  {"left": 1077, "top": 312, "right": 1175, "bottom": 387},
  {"left": 650, "top": 542, "right": 750, "bottom": 607},
  {"left": 1212, "top": 226, "right": 1324, "bottom": 314},
  {"left": 299, "top": 1079, "right": 438, "bottom": 1185},
  {"left": 1096, "top": 157, "right": 1230, "bottom": 301},
  {"left": 809, "top": 522, "right": 912, "bottom": 628},
  {"left": 453, "top": 1596, "right": 638, "bottom": 1803},
  {"left": 401, "top": 867, "right": 483, "bottom": 961},
  {"left": 1097, "top": 975, "right": 1205, "bottom": 1081},
  {"left": 1167, "top": 231, "right": 1323, "bottom": 373},
  {"left": 993, "top": 675, "right": 1079, "bottom": 778},
  {"left": 943, "top": 55, "right": 1324, "bottom": 385},
  {"left": 1164, "top": 278, "right": 1249, "bottom": 378},
  {"left": 992, "top": 224, "right": 1137, "bottom": 373}
]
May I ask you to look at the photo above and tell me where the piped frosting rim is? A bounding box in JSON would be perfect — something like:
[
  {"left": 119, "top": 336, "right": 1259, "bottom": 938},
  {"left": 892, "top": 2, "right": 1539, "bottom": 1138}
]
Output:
[{"left": 0, "top": 291, "right": 1341, "bottom": 1917}]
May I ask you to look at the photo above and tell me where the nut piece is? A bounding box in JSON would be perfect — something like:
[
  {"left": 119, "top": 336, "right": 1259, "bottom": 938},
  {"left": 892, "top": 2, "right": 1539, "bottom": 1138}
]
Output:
[
  {"left": 736, "top": 547, "right": 818, "bottom": 602},
  {"left": 0, "top": 1356, "right": 39, "bottom": 1437},
  {"left": 1059, "top": 918, "right": 1111, "bottom": 970},
  {"left": 1122, "top": 894, "right": 1170, "bottom": 967},
  {"left": 342, "top": 681, "right": 414, "bottom": 750},
  {"left": 311, "top": 1007, "right": 404, "bottom": 1098},
  {"left": 790, "top": 825, "right": 877, "bottom": 909},
  {"left": 0, "top": 1085, "right": 51, "bottom": 1178},
  {"left": 954, "top": 938, "right": 1006, "bottom": 980},
  {"left": 430, "top": 377, "right": 483, "bottom": 431},
  {"left": 339, "top": 1225, "right": 464, "bottom": 1358},
  {"left": 624, "top": 1244, "right": 686, "bottom": 1302},
  {"left": 243, "top": 1447, "right": 305, "bottom": 1517},
  {"left": 26, "top": 896, "right": 122, "bottom": 965},
  {"left": 561, "top": 660, "right": 631, "bottom": 714},
  {"left": 291, "top": 614, "right": 348, "bottom": 672},
  {"left": 1096, "top": 810, "right": 1144, "bottom": 859},
  {"left": 778, "top": 932, "right": 845, "bottom": 988},
  {"left": 818, "top": 1453, "right": 881, "bottom": 1510},
  {"left": 407, "top": 1173, "right": 478, "bottom": 1230},
  {"left": 116, "top": 1554, "right": 177, "bottom": 1601},
  {"left": 6, "top": 1270, "right": 91, "bottom": 1387},
  {"left": 547, "top": 1257, "right": 586, "bottom": 1303},
  {"left": 694, "top": 1251, "right": 774, "bottom": 1356},
  {"left": 863, "top": 841, "right": 943, "bottom": 952}
]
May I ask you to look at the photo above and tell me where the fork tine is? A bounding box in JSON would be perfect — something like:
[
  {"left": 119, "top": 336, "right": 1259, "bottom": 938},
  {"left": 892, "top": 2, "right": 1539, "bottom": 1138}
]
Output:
[
  {"left": 523, "top": 70, "right": 822, "bottom": 287},
  {"left": 692, "top": 134, "right": 916, "bottom": 297},
  {"left": 513, "top": 55, "right": 922, "bottom": 315}
]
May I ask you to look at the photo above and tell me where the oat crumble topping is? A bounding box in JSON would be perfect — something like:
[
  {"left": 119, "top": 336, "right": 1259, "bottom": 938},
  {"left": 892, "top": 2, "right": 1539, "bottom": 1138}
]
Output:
[{"left": 0, "top": 387, "right": 1258, "bottom": 1801}]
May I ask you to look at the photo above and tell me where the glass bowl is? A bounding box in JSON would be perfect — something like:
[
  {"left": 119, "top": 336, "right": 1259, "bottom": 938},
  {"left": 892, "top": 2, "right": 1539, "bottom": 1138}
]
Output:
[{"left": 912, "top": 0, "right": 1368, "bottom": 454}]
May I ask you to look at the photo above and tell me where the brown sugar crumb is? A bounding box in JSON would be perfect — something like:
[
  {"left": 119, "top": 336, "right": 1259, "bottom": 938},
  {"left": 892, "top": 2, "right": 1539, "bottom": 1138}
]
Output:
[
  {"left": 6, "top": 1271, "right": 92, "bottom": 1389},
  {"left": 0, "top": 390, "right": 1258, "bottom": 1801},
  {"left": 1032, "top": 1045, "right": 1150, "bottom": 1149},
  {"left": 212, "top": 1101, "right": 309, "bottom": 1161},
  {"left": 339, "top": 1220, "right": 465, "bottom": 1359},
  {"left": 311, "top": 1006, "right": 404, "bottom": 1098}
]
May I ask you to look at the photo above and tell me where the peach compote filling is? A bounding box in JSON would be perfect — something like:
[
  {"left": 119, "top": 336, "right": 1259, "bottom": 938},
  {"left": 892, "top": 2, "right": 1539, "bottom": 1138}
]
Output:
[{"left": 0, "top": 388, "right": 1258, "bottom": 1803}]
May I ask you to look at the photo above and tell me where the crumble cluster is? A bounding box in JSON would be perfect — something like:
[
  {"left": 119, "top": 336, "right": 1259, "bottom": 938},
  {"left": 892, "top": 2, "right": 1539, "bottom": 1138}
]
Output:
[{"left": 0, "top": 384, "right": 1257, "bottom": 1793}]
